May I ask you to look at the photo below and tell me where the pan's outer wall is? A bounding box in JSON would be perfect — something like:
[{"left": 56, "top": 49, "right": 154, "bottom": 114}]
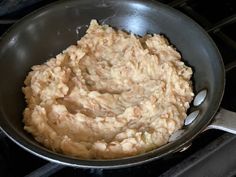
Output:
[{"left": 0, "top": 0, "right": 224, "bottom": 168}]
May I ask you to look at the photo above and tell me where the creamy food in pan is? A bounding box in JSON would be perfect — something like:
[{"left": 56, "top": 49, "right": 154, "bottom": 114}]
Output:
[{"left": 22, "top": 20, "right": 194, "bottom": 159}]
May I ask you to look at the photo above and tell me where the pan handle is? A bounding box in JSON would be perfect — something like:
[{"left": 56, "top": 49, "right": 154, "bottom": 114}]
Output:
[
  {"left": 207, "top": 108, "right": 236, "bottom": 134},
  {"left": 207, "top": 62, "right": 236, "bottom": 133}
]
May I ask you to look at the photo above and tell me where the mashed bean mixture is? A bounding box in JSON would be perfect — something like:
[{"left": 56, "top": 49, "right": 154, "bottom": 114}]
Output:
[{"left": 23, "top": 20, "right": 194, "bottom": 159}]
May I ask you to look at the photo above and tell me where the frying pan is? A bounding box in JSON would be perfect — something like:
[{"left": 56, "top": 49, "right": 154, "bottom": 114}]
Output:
[{"left": 0, "top": 0, "right": 236, "bottom": 169}]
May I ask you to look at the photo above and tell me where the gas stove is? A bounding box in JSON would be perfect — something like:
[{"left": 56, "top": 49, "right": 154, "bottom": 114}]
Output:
[{"left": 0, "top": 0, "right": 236, "bottom": 176}]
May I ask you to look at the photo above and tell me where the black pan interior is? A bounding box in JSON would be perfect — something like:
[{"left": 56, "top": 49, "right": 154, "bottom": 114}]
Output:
[{"left": 0, "top": 0, "right": 224, "bottom": 168}]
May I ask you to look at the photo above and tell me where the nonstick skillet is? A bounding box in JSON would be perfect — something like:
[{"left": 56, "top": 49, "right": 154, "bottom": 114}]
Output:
[{"left": 0, "top": 0, "right": 236, "bottom": 168}]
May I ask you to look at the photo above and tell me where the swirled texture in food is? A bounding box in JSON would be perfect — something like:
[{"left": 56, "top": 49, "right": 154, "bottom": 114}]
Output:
[{"left": 23, "top": 20, "right": 194, "bottom": 159}]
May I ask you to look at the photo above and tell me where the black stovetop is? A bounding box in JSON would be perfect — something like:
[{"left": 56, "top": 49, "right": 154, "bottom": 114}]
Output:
[{"left": 0, "top": 0, "right": 236, "bottom": 177}]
